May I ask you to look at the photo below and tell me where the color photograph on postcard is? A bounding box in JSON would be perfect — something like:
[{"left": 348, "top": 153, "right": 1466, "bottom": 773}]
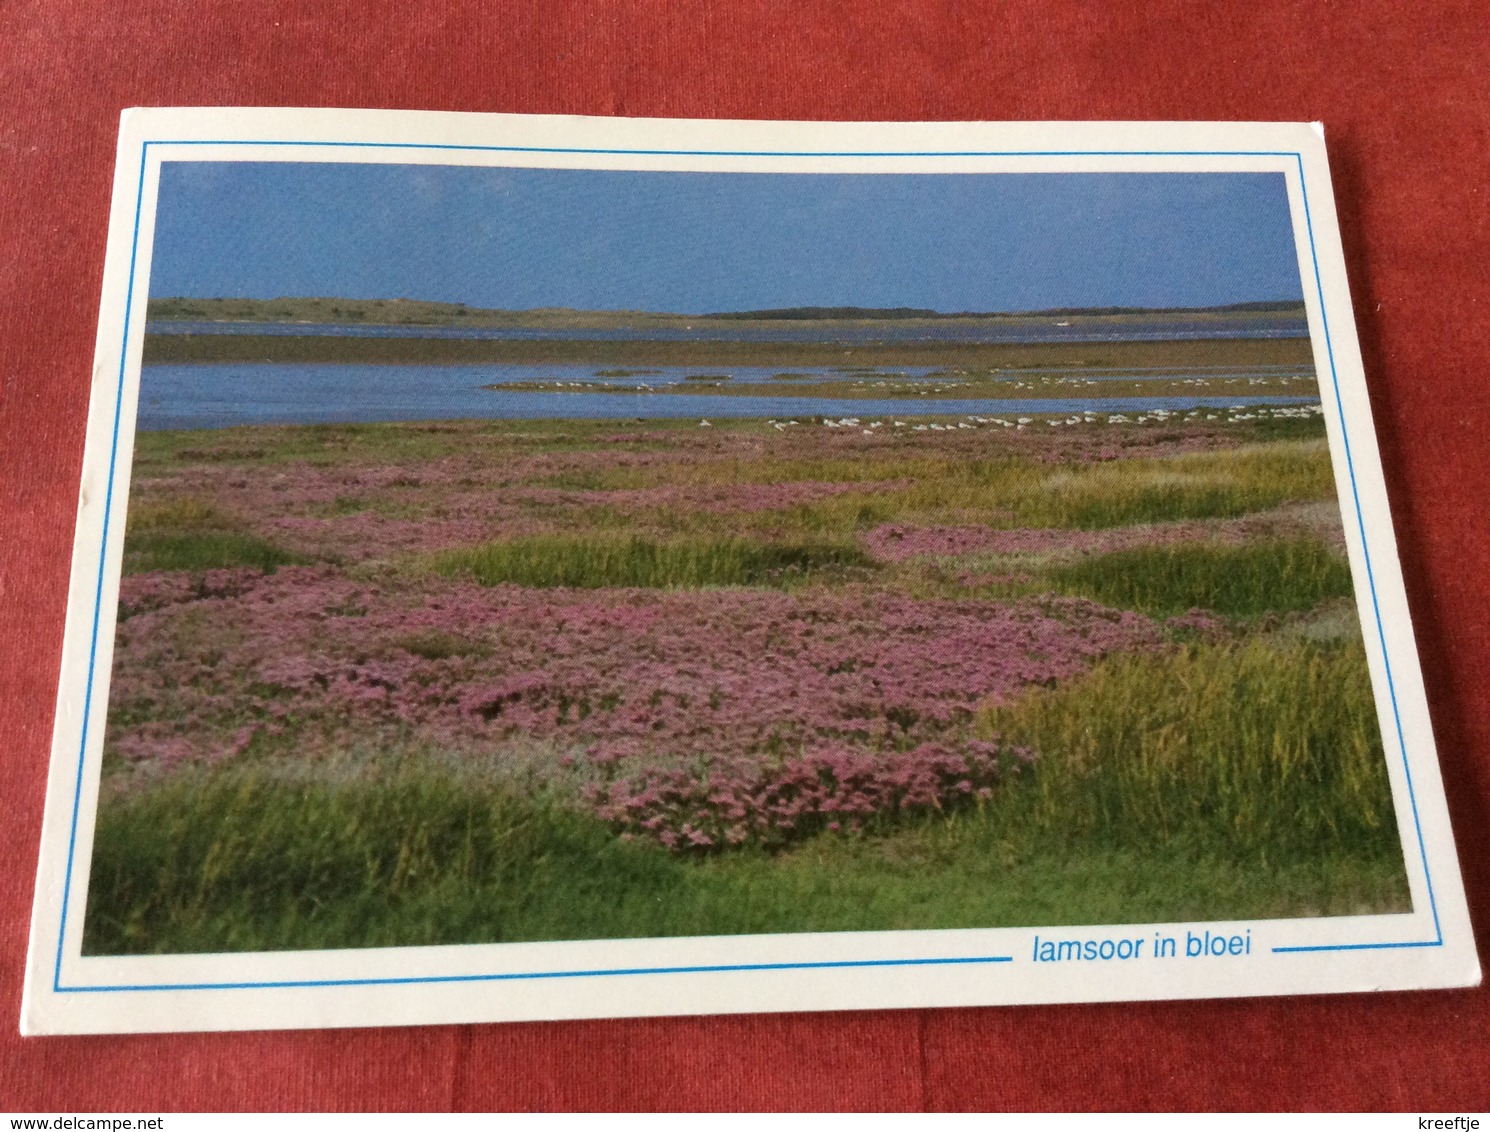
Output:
[
  {"left": 24, "top": 113, "right": 1476, "bottom": 1034},
  {"left": 85, "top": 160, "right": 1408, "bottom": 954}
]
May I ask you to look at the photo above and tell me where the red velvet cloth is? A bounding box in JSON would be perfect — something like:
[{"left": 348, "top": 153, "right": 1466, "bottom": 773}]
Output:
[{"left": 1, "top": 0, "right": 1485, "bottom": 1111}]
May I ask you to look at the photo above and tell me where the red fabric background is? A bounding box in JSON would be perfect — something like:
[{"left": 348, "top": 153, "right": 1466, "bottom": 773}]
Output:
[{"left": 1, "top": 0, "right": 1486, "bottom": 1111}]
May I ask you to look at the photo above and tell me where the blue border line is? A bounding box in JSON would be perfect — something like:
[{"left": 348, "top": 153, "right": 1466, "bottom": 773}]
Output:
[
  {"left": 54, "top": 150, "right": 151, "bottom": 992},
  {"left": 59, "top": 954, "right": 1012, "bottom": 995},
  {"left": 163, "top": 139, "right": 1305, "bottom": 160},
  {"left": 1271, "top": 152, "right": 1441, "bottom": 954},
  {"left": 51, "top": 138, "right": 1442, "bottom": 995}
]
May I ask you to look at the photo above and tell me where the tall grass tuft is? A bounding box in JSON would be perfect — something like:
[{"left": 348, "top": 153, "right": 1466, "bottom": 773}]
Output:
[
  {"left": 1004, "top": 442, "right": 1338, "bottom": 529},
  {"left": 742, "top": 440, "right": 1339, "bottom": 536},
  {"left": 124, "top": 531, "right": 303, "bottom": 574},
  {"left": 83, "top": 755, "right": 669, "bottom": 954},
  {"left": 1043, "top": 537, "right": 1354, "bottom": 619},
  {"left": 84, "top": 724, "right": 1408, "bottom": 955},
  {"left": 123, "top": 496, "right": 303, "bottom": 574},
  {"left": 430, "top": 534, "right": 873, "bottom": 589},
  {"left": 975, "top": 637, "right": 1401, "bottom": 860}
]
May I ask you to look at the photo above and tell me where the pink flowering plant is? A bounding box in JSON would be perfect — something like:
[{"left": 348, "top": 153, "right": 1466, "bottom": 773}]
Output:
[
  {"left": 78, "top": 408, "right": 1420, "bottom": 955},
  {"left": 585, "top": 738, "right": 1033, "bottom": 852},
  {"left": 107, "top": 562, "right": 1156, "bottom": 849},
  {"left": 106, "top": 414, "right": 1349, "bottom": 858}
]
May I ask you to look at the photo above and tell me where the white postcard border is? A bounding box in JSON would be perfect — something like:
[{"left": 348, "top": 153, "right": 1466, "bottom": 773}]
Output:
[{"left": 22, "top": 111, "right": 1478, "bottom": 1035}]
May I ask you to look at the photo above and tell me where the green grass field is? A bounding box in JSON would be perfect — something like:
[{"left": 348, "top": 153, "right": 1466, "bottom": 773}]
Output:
[
  {"left": 85, "top": 631, "right": 1407, "bottom": 954},
  {"left": 1042, "top": 538, "right": 1354, "bottom": 618},
  {"left": 431, "top": 534, "right": 875, "bottom": 589},
  {"left": 87, "top": 409, "right": 1411, "bottom": 954}
]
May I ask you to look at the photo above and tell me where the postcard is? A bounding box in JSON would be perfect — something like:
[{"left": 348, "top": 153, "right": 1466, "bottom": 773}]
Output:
[{"left": 21, "top": 109, "right": 1477, "bottom": 1034}]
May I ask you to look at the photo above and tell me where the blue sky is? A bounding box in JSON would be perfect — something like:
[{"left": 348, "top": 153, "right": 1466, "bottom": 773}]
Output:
[{"left": 149, "top": 162, "right": 1304, "bottom": 313}]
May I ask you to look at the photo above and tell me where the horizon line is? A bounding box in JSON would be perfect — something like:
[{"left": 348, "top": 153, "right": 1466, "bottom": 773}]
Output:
[{"left": 145, "top": 296, "right": 1309, "bottom": 321}]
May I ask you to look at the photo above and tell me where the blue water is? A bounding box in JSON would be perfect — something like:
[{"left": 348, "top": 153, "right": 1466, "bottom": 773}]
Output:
[
  {"left": 146, "top": 314, "right": 1309, "bottom": 345},
  {"left": 137, "top": 362, "right": 1319, "bottom": 431}
]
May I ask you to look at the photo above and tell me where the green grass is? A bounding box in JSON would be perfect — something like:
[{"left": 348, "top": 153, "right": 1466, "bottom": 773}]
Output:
[
  {"left": 125, "top": 497, "right": 238, "bottom": 531},
  {"left": 128, "top": 417, "right": 736, "bottom": 475},
  {"left": 566, "top": 440, "right": 1341, "bottom": 545},
  {"left": 83, "top": 632, "right": 1409, "bottom": 955},
  {"left": 429, "top": 533, "right": 874, "bottom": 589},
  {"left": 1239, "top": 414, "right": 1332, "bottom": 442},
  {"left": 122, "top": 496, "right": 303, "bottom": 574},
  {"left": 91, "top": 413, "right": 1399, "bottom": 953},
  {"left": 130, "top": 412, "right": 1328, "bottom": 482},
  {"left": 83, "top": 733, "right": 1408, "bottom": 955},
  {"left": 1004, "top": 442, "right": 1337, "bottom": 528},
  {"left": 1042, "top": 537, "right": 1354, "bottom": 619},
  {"left": 84, "top": 755, "right": 648, "bottom": 953},
  {"left": 123, "top": 530, "right": 303, "bottom": 574},
  {"left": 975, "top": 636, "right": 1402, "bottom": 860},
  {"left": 721, "top": 440, "right": 1340, "bottom": 537}
]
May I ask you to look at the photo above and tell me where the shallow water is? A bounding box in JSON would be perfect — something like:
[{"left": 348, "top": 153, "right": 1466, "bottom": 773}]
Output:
[{"left": 137, "top": 362, "right": 1318, "bottom": 430}]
